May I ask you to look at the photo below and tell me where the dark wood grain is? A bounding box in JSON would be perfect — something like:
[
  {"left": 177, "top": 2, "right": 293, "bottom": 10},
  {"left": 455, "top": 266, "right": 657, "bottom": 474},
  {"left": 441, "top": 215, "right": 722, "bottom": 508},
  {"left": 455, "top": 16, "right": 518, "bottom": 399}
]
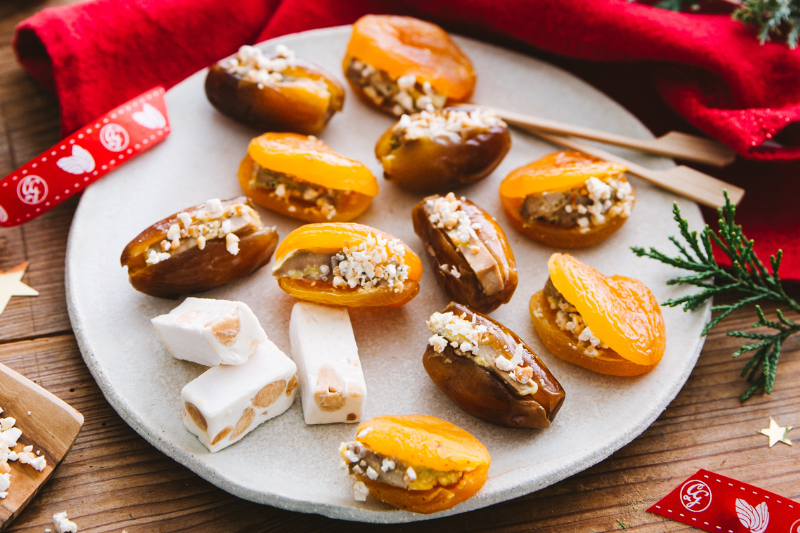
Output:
[{"left": 0, "top": 2, "right": 798, "bottom": 532}]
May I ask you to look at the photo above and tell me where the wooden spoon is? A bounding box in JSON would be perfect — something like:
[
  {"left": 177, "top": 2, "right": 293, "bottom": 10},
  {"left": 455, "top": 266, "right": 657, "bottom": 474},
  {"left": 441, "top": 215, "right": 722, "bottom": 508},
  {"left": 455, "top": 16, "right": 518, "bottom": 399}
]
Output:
[{"left": 0, "top": 364, "right": 83, "bottom": 531}]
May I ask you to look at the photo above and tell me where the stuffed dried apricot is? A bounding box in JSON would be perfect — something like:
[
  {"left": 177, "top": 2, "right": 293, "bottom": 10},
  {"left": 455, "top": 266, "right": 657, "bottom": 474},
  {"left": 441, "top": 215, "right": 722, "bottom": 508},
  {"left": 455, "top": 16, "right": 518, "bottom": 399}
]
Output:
[
  {"left": 376, "top": 107, "right": 511, "bottom": 192},
  {"left": 343, "top": 15, "right": 476, "bottom": 116},
  {"left": 412, "top": 193, "right": 517, "bottom": 313},
  {"left": 121, "top": 197, "right": 278, "bottom": 298},
  {"left": 239, "top": 133, "right": 379, "bottom": 222},
  {"left": 340, "top": 414, "right": 490, "bottom": 513},
  {"left": 500, "top": 151, "right": 635, "bottom": 248},
  {"left": 272, "top": 223, "right": 422, "bottom": 307},
  {"left": 529, "top": 254, "right": 666, "bottom": 376},
  {"left": 424, "top": 303, "right": 565, "bottom": 428},
  {"left": 206, "top": 44, "right": 345, "bottom": 134}
]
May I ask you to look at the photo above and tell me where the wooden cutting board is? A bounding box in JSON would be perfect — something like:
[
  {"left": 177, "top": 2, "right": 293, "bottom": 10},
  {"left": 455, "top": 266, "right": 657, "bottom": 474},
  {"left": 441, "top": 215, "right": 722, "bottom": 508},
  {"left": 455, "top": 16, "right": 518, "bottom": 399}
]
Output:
[{"left": 0, "top": 363, "right": 83, "bottom": 531}]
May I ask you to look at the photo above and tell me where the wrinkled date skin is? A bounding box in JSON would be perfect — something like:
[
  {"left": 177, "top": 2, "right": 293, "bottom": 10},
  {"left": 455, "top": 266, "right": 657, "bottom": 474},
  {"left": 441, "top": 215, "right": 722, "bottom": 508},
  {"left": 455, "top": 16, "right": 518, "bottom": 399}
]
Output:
[
  {"left": 205, "top": 57, "right": 345, "bottom": 135},
  {"left": 120, "top": 198, "right": 278, "bottom": 298},
  {"left": 412, "top": 195, "right": 517, "bottom": 313},
  {"left": 376, "top": 112, "right": 511, "bottom": 192},
  {"left": 423, "top": 303, "right": 565, "bottom": 429}
]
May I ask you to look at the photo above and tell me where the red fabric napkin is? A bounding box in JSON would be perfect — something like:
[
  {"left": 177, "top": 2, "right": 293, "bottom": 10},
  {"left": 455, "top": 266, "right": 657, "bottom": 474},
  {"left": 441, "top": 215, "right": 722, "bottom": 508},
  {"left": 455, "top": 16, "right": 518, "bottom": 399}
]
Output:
[{"left": 12, "top": 0, "right": 800, "bottom": 281}]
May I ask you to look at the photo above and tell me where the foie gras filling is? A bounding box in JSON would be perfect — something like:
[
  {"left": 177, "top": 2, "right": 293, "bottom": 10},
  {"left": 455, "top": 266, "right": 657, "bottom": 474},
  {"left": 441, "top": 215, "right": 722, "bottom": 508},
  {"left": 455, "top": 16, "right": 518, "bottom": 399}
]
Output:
[
  {"left": 145, "top": 200, "right": 261, "bottom": 266},
  {"left": 425, "top": 193, "right": 504, "bottom": 296},
  {"left": 273, "top": 234, "right": 410, "bottom": 292},
  {"left": 345, "top": 58, "right": 446, "bottom": 116},
  {"left": 519, "top": 175, "right": 634, "bottom": 233},
  {"left": 250, "top": 163, "right": 341, "bottom": 220},
  {"left": 544, "top": 277, "right": 609, "bottom": 357},
  {"left": 341, "top": 440, "right": 463, "bottom": 491},
  {"left": 427, "top": 310, "right": 539, "bottom": 396}
]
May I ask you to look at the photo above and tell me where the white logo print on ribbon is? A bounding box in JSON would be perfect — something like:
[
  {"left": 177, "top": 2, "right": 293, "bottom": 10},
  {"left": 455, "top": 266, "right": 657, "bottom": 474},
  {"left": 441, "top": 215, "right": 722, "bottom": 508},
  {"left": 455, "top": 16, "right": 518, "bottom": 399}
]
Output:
[
  {"left": 56, "top": 145, "right": 95, "bottom": 175},
  {"left": 679, "top": 480, "right": 712, "bottom": 512},
  {"left": 132, "top": 103, "right": 166, "bottom": 129},
  {"left": 0, "top": 204, "right": 7, "bottom": 223},
  {"left": 736, "top": 499, "right": 769, "bottom": 533},
  {"left": 99, "top": 123, "right": 129, "bottom": 152},
  {"left": 17, "top": 175, "right": 48, "bottom": 205}
]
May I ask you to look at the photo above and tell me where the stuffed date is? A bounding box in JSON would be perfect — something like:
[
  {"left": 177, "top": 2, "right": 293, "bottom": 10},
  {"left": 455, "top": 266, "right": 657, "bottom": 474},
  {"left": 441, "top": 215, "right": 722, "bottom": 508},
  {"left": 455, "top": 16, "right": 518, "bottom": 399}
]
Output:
[
  {"left": 340, "top": 414, "right": 490, "bottom": 513},
  {"left": 376, "top": 107, "right": 511, "bottom": 192},
  {"left": 529, "top": 253, "right": 666, "bottom": 376},
  {"left": 206, "top": 44, "right": 345, "bottom": 134},
  {"left": 424, "top": 302, "right": 565, "bottom": 429},
  {"left": 120, "top": 197, "right": 278, "bottom": 298},
  {"left": 412, "top": 193, "right": 517, "bottom": 313},
  {"left": 239, "top": 133, "right": 379, "bottom": 222},
  {"left": 272, "top": 223, "right": 422, "bottom": 307},
  {"left": 343, "top": 15, "right": 475, "bottom": 116},
  {"left": 500, "top": 151, "right": 635, "bottom": 248}
]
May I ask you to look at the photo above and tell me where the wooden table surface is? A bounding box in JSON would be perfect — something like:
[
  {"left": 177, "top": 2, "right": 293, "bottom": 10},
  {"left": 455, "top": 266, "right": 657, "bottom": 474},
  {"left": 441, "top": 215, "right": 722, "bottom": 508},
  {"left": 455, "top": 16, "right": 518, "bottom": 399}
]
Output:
[{"left": 1, "top": 2, "right": 798, "bottom": 532}]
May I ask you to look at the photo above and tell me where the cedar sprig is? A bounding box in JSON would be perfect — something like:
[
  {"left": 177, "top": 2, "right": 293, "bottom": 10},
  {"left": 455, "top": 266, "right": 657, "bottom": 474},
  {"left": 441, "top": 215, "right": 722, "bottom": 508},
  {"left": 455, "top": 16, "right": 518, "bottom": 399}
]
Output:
[
  {"left": 733, "top": 0, "right": 800, "bottom": 48},
  {"left": 631, "top": 191, "right": 800, "bottom": 401},
  {"left": 649, "top": 0, "right": 800, "bottom": 49}
]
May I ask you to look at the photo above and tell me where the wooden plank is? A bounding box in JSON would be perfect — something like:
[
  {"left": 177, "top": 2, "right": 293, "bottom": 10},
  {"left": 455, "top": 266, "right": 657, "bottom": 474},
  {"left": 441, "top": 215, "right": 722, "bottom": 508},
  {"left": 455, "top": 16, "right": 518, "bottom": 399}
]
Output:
[{"left": 0, "top": 197, "right": 76, "bottom": 342}]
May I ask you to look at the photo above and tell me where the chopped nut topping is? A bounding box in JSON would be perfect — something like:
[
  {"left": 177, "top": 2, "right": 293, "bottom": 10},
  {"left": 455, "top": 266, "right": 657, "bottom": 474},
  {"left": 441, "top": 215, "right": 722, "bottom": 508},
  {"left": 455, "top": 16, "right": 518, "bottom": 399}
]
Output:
[
  {"left": 145, "top": 199, "right": 258, "bottom": 265},
  {"left": 226, "top": 44, "right": 298, "bottom": 88},
  {"left": 344, "top": 58, "right": 447, "bottom": 115},
  {"left": 520, "top": 176, "right": 634, "bottom": 231},
  {"left": 545, "top": 278, "right": 609, "bottom": 356},
  {"left": 251, "top": 164, "right": 340, "bottom": 220},
  {"left": 395, "top": 107, "right": 505, "bottom": 142}
]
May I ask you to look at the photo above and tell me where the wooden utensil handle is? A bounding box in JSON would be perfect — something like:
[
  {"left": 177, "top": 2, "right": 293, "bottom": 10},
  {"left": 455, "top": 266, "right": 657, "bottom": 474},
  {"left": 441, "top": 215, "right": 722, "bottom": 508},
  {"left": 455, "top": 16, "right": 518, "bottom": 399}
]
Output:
[
  {"left": 531, "top": 131, "right": 744, "bottom": 209},
  {"left": 467, "top": 105, "right": 737, "bottom": 168}
]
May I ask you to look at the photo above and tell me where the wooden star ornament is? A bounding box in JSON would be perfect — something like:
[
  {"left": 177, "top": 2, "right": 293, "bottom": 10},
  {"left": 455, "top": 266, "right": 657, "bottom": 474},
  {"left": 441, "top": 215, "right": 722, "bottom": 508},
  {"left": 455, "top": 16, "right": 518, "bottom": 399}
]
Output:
[
  {"left": 759, "top": 417, "right": 793, "bottom": 448},
  {"left": 0, "top": 262, "right": 39, "bottom": 315}
]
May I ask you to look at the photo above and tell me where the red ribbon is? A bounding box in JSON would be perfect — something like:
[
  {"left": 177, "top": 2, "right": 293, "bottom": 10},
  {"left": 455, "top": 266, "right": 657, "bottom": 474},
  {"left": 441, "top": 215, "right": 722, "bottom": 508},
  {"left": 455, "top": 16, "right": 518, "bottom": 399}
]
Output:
[
  {"left": 649, "top": 469, "right": 800, "bottom": 533},
  {"left": 0, "top": 86, "right": 170, "bottom": 227}
]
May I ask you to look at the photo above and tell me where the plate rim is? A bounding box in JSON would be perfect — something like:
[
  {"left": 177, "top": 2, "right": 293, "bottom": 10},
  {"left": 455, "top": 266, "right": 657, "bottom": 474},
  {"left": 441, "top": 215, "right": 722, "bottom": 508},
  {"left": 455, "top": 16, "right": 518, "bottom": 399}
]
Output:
[{"left": 65, "top": 24, "right": 710, "bottom": 523}]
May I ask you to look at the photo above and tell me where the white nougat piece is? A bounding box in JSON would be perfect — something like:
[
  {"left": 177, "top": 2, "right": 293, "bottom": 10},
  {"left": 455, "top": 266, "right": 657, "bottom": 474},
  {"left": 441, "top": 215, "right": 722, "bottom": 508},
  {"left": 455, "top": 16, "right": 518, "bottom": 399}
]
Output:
[
  {"left": 289, "top": 302, "right": 366, "bottom": 425},
  {"left": 181, "top": 339, "right": 298, "bottom": 453},
  {"left": 152, "top": 297, "right": 267, "bottom": 366}
]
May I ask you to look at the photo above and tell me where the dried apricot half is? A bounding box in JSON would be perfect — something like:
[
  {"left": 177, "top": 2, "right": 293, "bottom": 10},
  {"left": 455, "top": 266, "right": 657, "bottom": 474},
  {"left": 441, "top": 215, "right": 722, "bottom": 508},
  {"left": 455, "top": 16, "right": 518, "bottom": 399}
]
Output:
[
  {"left": 340, "top": 414, "right": 490, "bottom": 513},
  {"left": 343, "top": 15, "right": 476, "bottom": 116},
  {"left": 500, "top": 151, "right": 635, "bottom": 248},
  {"left": 239, "top": 133, "right": 378, "bottom": 223},
  {"left": 272, "top": 223, "right": 422, "bottom": 307},
  {"left": 529, "top": 254, "right": 666, "bottom": 376}
]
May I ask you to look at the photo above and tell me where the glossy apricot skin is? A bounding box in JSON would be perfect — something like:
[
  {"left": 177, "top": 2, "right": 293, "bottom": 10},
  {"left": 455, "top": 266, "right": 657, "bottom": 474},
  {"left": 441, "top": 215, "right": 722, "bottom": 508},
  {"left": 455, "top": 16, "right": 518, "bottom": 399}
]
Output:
[
  {"left": 530, "top": 292, "right": 656, "bottom": 376},
  {"left": 120, "top": 198, "right": 278, "bottom": 299},
  {"left": 412, "top": 196, "right": 517, "bottom": 313},
  {"left": 343, "top": 15, "right": 476, "bottom": 114},
  {"left": 375, "top": 111, "right": 511, "bottom": 192},
  {"left": 499, "top": 151, "right": 633, "bottom": 248},
  {"left": 239, "top": 133, "right": 378, "bottom": 222},
  {"left": 530, "top": 254, "right": 666, "bottom": 376},
  {"left": 353, "top": 415, "right": 490, "bottom": 514},
  {"left": 423, "top": 302, "right": 565, "bottom": 428},
  {"left": 205, "top": 56, "right": 345, "bottom": 135},
  {"left": 272, "top": 223, "right": 423, "bottom": 307}
]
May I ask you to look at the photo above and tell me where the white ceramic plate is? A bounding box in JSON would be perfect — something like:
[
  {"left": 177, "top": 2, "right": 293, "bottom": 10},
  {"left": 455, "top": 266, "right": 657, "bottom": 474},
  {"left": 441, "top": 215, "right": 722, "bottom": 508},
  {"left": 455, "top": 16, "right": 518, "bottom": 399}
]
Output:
[{"left": 65, "top": 26, "right": 709, "bottom": 523}]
